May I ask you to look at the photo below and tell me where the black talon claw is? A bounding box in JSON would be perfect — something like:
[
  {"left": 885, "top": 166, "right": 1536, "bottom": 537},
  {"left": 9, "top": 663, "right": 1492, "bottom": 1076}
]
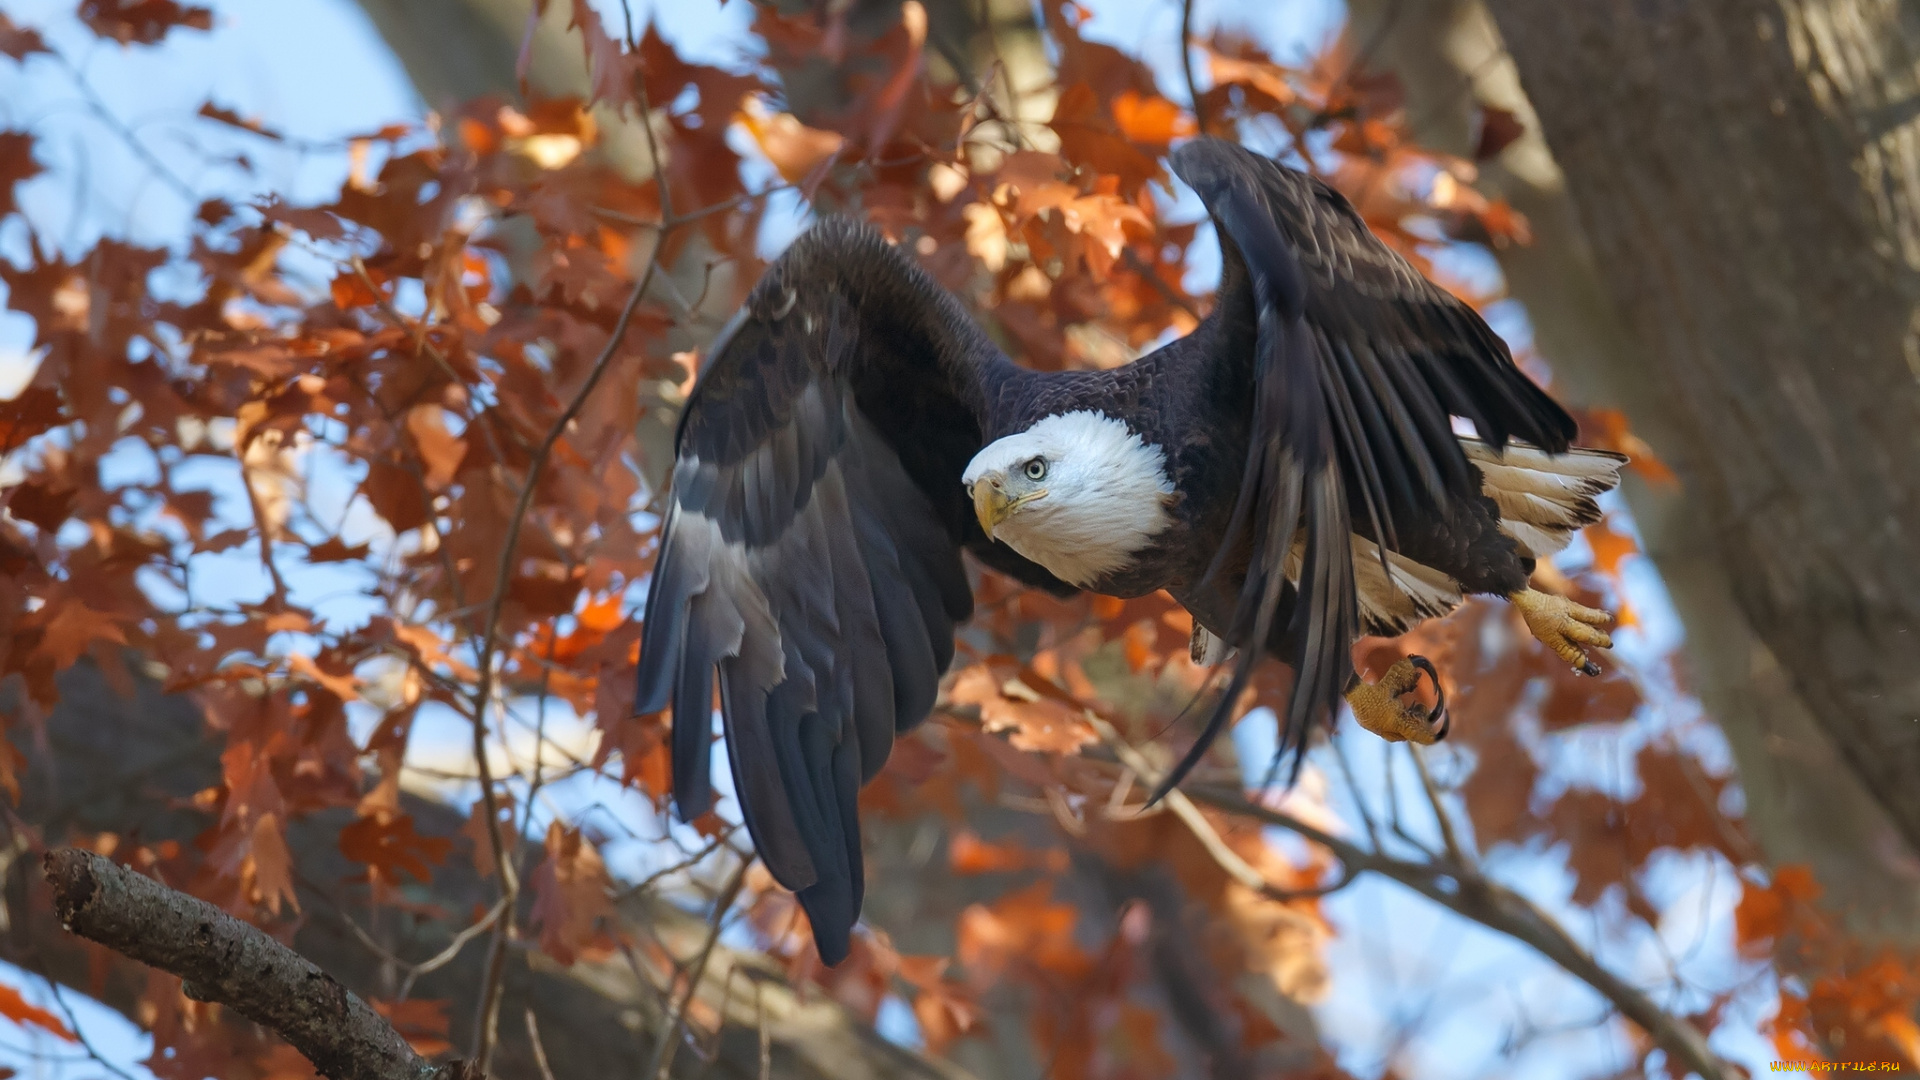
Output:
[
  {"left": 1406, "top": 655, "right": 1449, "bottom": 742},
  {"left": 1577, "top": 660, "right": 1602, "bottom": 677}
]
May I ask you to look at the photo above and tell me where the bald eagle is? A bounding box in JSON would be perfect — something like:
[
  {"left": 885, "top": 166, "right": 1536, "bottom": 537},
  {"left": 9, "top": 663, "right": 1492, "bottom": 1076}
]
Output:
[{"left": 634, "top": 139, "right": 1624, "bottom": 963}]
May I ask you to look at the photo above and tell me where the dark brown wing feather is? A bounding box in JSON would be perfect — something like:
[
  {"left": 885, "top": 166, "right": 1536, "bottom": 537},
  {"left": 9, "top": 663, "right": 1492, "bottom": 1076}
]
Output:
[
  {"left": 1155, "top": 139, "right": 1576, "bottom": 797},
  {"left": 633, "top": 220, "right": 1070, "bottom": 963}
]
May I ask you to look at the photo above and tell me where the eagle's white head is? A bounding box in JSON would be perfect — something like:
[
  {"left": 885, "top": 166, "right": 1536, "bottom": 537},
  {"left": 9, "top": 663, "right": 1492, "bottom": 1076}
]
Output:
[{"left": 960, "top": 411, "right": 1177, "bottom": 587}]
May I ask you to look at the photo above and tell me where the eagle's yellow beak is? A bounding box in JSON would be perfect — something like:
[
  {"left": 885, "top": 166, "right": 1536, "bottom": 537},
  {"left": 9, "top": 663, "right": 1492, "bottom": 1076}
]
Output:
[{"left": 972, "top": 479, "right": 1044, "bottom": 541}]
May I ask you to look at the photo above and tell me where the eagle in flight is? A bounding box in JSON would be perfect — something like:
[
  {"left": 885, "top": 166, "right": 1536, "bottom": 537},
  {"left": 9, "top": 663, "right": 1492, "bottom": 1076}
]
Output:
[{"left": 634, "top": 139, "right": 1624, "bottom": 963}]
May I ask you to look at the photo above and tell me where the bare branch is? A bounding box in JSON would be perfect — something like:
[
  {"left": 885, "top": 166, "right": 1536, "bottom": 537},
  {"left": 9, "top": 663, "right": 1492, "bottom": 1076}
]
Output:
[
  {"left": 523, "top": 1010, "right": 557, "bottom": 1080},
  {"left": 1180, "top": 0, "right": 1207, "bottom": 136},
  {"left": 1180, "top": 783, "right": 1734, "bottom": 1080},
  {"left": 466, "top": 211, "right": 666, "bottom": 1066},
  {"left": 1088, "top": 714, "right": 1343, "bottom": 912},
  {"left": 648, "top": 855, "right": 753, "bottom": 1080},
  {"left": 43, "top": 848, "right": 480, "bottom": 1080},
  {"left": 1409, "top": 744, "right": 1472, "bottom": 867}
]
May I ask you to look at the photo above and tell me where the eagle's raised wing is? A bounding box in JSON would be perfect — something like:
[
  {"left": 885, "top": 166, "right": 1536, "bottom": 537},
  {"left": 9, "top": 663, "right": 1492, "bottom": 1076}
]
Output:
[
  {"left": 1159, "top": 139, "right": 1577, "bottom": 795},
  {"left": 633, "top": 220, "right": 1069, "bottom": 963}
]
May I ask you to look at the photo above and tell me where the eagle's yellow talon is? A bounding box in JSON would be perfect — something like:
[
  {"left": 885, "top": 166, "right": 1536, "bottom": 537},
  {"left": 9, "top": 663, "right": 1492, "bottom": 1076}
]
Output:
[
  {"left": 1347, "top": 657, "right": 1447, "bottom": 745},
  {"left": 1510, "top": 589, "right": 1615, "bottom": 675}
]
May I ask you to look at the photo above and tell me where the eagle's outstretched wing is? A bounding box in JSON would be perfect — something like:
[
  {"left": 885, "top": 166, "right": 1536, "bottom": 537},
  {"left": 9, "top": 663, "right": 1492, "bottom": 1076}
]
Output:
[
  {"left": 633, "top": 220, "right": 1069, "bottom": 963},
  {"left": 1159, "top": 139, "right": 1577, "bottom": 795}
]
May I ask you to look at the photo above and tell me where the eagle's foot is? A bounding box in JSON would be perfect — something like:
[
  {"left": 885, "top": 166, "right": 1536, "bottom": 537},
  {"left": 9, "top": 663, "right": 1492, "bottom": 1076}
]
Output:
[
  {"left": 1346, "top": 656, "right": 1449, "bottom": 745},
  {"left": 1509, "top": 588, "right": 1613, "bottom": 676}
]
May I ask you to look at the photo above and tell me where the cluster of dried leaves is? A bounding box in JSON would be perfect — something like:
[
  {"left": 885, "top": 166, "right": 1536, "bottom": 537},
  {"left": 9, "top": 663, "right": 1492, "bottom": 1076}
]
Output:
[{"left": 0, "top": 1, "right": 1915, "bottom": 1077}]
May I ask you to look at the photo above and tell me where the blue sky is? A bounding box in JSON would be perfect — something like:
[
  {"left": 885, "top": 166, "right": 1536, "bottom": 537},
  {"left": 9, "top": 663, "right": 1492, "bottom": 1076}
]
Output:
[{"left": 0, "top": 1, "right": 1777, "bottom": 1077}]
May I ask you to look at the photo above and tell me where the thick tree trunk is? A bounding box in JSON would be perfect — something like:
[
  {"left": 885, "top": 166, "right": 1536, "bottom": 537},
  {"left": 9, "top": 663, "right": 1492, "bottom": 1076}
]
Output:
[
  {"left": 1344, "top": 0, "right": 1920, "bottom": 940},
  {"left": 1477, "top": 0, "right": 1920, "bottom": 859}
]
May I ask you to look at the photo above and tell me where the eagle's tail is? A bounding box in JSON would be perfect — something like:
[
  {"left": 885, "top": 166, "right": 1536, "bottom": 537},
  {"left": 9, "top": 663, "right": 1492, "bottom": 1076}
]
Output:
[{"left": 1465, "top": 440, "right": 1627, "bottom": 560}]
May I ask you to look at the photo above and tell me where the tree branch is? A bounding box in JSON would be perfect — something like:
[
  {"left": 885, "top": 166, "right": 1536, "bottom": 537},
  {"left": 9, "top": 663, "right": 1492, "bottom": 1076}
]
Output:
[
  {"left": 1180, "top": 0, "right": 1207, "bottom": 136},
  {"left": 1180, "top": 783, "right": 1733, "bottom": 1080},
  {"left": 42, "top": 848, "right": 479, "bottom": 1080}
]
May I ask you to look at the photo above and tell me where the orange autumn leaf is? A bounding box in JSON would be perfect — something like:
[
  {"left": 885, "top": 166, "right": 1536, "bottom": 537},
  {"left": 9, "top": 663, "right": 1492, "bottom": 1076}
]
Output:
[
  {"left": 575, "top": 591, "right": 624, "bottom": 632},
  {"left": 1577, "top": 406, "right": 1680, "bottom": 487},
  {"left": 1206, "top": 52, "right": 1296, "bottom": 108},
  {"left": 339, "top": 812, "right": 450, "bottom": 884},
  {"left": 1547, "top": 745, "right": 1744, "bottom": 906},
  {"left": 528, "top": 821, "right": 616, "bottom": 965},
  {"left": 249, "top": 812, "right": 299, "bottom": 915},
  {"left": 738, "top": 97, "right": 843, "bottom": 183},
  {"left": 29, "top": 599, "right": 126, "bottom": 670},
  {"left": 956, "top": 880, "right": 1090, "bottom": 985},
  {"left": 948, "top": 829, "right": 1069, "bottom": 875},
  {"left": 370, "top": 999, "right": 453, "bottom": 1058},
  {"left": 0, "top": 385, "right": 62, "bottom": 452},
  {"left": 0, "top": 740, "right": 22, "bottom": 805},
  {"left": 460, "top": 792, "right": 515, "bottom": 878},
  {"left": 897, "top": 956, "right": 981, "bottom": 1053},
  {"left": 0, "top": 16, "right": 49, "bottom": 62},
  {"left": 1109, "top": 90, "right": 1195, "bottom": 146},
  {"left": 328, "top": 267, "right": 384, "bottom": 310},
  {"left": 1584, "top": 516, "right": 1638, "bottom": 577},
  {"left": 0, "top": 982, "right": 76, "bottom": 1042},
  {"left": 288, "top": 651, "right": 360, "bottom": 702},
  {"left": 948, "top": 665, "right": 1096, "bottom": 755},
  {"left": 1736, "top": 865, "right": 1821, "bottom": 954},
  {"left": 79, "top": 0, "right": 212, "bottom": 46},
  {"left": 561, "top": 0, "right": 636, "bottom": 111},
  {"left": 403, "top": 404, "right": 467, "bottom": 491}
]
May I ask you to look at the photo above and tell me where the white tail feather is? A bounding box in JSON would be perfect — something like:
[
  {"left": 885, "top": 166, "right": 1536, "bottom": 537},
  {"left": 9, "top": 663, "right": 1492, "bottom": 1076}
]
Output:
[
  {"left": 1285, "top": 533, "right": 1467, "bottom": 638},
  {"left": 1463, "top": 439, "right": 1627, "bottom": 559}
]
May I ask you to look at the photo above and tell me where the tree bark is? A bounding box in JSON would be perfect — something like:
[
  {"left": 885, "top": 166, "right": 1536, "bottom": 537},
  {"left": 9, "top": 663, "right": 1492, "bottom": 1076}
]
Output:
[
  {"left": 1343, "top": 0, "right": 1920, "bottom": 940},
  {"left": 43, "top": 849, "right": 469, "bottom": 1080},
  {"left": 1481, "top": 0, "right": 1920, "bottom": 867}
]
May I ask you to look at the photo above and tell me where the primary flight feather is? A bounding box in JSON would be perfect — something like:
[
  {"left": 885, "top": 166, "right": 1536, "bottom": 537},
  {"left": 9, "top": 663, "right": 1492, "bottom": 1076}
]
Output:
[{"left": 633, "top": 138, "right": 1625, "bottom": 964}]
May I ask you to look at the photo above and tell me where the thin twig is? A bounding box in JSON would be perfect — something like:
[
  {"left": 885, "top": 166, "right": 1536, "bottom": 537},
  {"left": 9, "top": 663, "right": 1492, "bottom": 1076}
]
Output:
[
  {"left": 634, "top": 70, "right": 672, "bottom": 222},
  {"left": 977, "top": 0, "right": 1023, "bottom": 140},
  {"left": 461, "top": 73, "right": 704, "bottom": 1041},
  {"left": 755, "top": 984, "right": 771, "bottom": 1080},
  {"left": 1180, "top": 0, "right": 1207, "bottom": 137},
  {"left": 291, "top": 873, "right": 509, "bottom": 1003},
  {"left": 399, "top": 898, "right": 510, "bottom": 1000},
  {"left": 1087, "top": 714, "right": 1344, "bottom": 912},
  {"left": 616, "top": 829, "right": 739, "bottom": 903},
  {"left": 466, "top": 193, "right": 667, "bottom": 1073},
  {"left": 44, "top": 981, "right": 139, "bottom": 1080},
  {"left": 524, "top": 1009, "right": 558, "bottom": 1080},
  {"left": 591, "top": 183, "right": 793, "bottom": 231},
  {"left": 1329, "top": 735, "right": 1384, "bottom": 850},
  {"left": 1409, "top": 743, "right": 1471, "bottom": 867},
  {"left": 647, "top": 855, "right": 753, "bottom": 1080},
  {"left": 51, "top": 51, "right": 197, "bottom": 203}
]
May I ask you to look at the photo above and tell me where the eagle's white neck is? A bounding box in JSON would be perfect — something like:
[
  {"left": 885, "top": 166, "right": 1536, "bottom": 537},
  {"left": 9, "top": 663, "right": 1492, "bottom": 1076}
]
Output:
[{"left": 961, "top": 411, "right": 1176, "bottom": 587}]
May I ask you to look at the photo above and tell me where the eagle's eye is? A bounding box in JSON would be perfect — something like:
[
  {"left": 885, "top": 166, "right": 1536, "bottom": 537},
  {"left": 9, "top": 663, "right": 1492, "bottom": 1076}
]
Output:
[{"left": 1024, "top": 458, "right": 1048, "bottom": 481}]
